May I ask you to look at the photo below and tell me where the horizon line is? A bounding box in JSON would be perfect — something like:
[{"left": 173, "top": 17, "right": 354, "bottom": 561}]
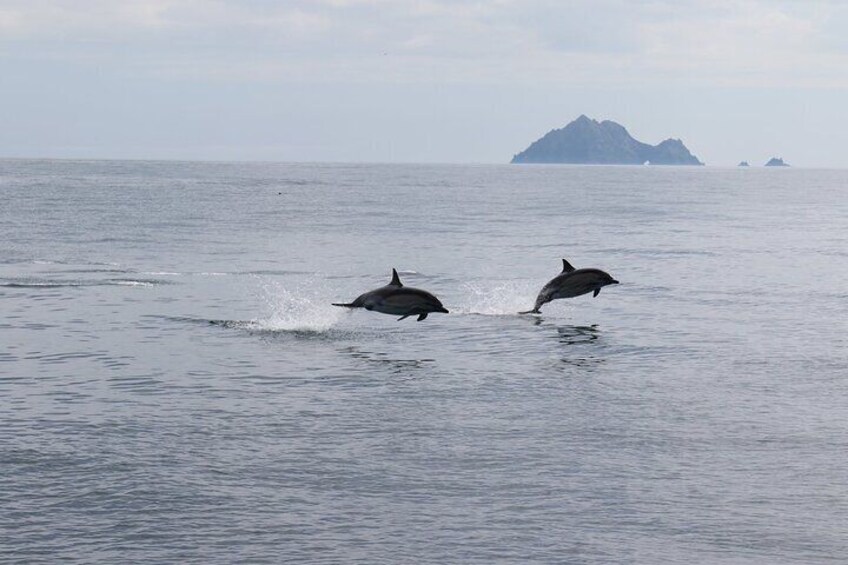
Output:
[{"left": 1, "top": 155, "right": 838, "bottom": 169}]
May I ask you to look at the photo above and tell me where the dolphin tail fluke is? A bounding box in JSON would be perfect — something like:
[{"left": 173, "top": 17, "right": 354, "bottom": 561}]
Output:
[{"left": 332, "top": 302, "right": 356, "bottom": 308}]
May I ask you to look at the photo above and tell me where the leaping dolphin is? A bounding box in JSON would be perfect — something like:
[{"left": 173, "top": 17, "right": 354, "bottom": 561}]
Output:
[
  {"left": 520, "top": 259, "right": 619, "bottom": 314},
  {"left": 333, "top": 269, "right": 449, "bottom": 321}
]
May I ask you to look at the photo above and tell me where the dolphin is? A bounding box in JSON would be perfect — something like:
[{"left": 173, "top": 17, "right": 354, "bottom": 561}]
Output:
[
  {"left": 332, "top": 269, "right": 449, "bottom": 321},
  {"left": 520, "top": 259, "right": 619, "bottom": 314}
]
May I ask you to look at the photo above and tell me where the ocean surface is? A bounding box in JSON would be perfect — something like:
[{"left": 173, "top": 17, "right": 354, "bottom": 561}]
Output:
[{"left": 1, "top": 160, "right": 846, "bottom": 564}]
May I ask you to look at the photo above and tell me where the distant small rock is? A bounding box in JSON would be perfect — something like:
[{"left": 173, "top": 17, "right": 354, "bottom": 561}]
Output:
[
  {"left": 765, "top": 157, "right": 789, "bottom": 167},
  {"left": 738, "top": 161, "right": 750, "bottom": 167}
]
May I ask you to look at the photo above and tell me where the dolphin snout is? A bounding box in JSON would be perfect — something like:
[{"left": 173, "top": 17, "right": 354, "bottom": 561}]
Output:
[{"left": 610, "top": 279, "right": 620, "bottom": 285}]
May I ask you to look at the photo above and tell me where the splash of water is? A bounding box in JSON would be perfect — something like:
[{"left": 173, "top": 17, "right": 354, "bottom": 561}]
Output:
[
  {"left": 457, "top": 280, "right": 537, "bottom": 316},
  {"left": 252, "top": 277, "right": 343, "bottom": 332}
]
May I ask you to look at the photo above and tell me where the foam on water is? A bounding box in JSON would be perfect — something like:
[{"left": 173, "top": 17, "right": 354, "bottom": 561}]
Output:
[
  {"left": 0, "top": 277, "right": 168, "bottom": 288},
  {"left": 109, "top": 278, "right": 163, "bottom": 287}
]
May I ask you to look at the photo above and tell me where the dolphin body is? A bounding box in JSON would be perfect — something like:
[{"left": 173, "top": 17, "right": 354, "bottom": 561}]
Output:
[
  {"left": 332, "top": 269, "right": 449, "bottom": 321},
  {"left": 520, "top": 259, "right": 619, "bottom": 314}
]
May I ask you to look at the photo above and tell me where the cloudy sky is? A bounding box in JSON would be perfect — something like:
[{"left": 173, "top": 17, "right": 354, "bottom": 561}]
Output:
[{"left": 2, "top": 0, "right": 847, "bottom": 165}]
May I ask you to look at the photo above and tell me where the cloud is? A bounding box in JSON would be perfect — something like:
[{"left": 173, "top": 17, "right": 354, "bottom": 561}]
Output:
[{"left": 1, "top": 0, "right": 847, "bottom": 87}]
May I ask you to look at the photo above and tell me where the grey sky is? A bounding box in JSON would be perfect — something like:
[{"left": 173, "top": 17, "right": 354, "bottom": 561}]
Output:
[{"left": 2, "top": 0, "right": 847, "bottom": 165}]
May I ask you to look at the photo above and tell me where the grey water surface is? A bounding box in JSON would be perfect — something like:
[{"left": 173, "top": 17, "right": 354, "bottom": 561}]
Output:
[{"left": 2, "top": 160, "right": 847, "bottom": 564}]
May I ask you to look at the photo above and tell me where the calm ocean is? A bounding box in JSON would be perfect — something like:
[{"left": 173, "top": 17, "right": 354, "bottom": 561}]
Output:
[{"left": 2, "top": 160, "right": 846, "bottom": 564}]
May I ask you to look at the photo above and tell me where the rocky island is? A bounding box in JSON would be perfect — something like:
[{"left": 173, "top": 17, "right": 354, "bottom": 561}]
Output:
[
  {"left": 765, "top": 157, "right": 789, "bottom": 167},
  {"left": 511, "top": 115, "right": 703, "bottom": 165}
]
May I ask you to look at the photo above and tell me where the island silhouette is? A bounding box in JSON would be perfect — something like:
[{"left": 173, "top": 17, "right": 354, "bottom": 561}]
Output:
[
  {"left": 512, "top": 115, "right": 703, "bottom": 165},
  {"left": 765, "top": 157, "right": 790, "bottom": 167}
]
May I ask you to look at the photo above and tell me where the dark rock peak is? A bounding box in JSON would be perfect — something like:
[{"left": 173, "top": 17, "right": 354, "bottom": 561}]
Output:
[
  {"left": 656, "top": 138, "right": 685, "bottom": 147},
  {"left": 765, "top": 157, "right": 789, "bottom": 167},
  {"left": 511, "top": 116, "right": 703, "bottom": 165},
  {"left": 738, "top": 161, "right": 750, "bottom": 167}
]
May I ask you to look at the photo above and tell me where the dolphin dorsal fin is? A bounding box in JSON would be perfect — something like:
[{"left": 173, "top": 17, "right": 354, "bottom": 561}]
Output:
[
  {"left": 561, "top": 259, "right": 576, "bottom": 273},
  {"left": 389, "top": 268, "right": 403, "bottom": 287}
]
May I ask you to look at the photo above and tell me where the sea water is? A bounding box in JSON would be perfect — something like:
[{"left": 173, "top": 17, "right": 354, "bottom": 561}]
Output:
[{"left": 1, "top": 160, "right": 846, "bottom": 563}]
